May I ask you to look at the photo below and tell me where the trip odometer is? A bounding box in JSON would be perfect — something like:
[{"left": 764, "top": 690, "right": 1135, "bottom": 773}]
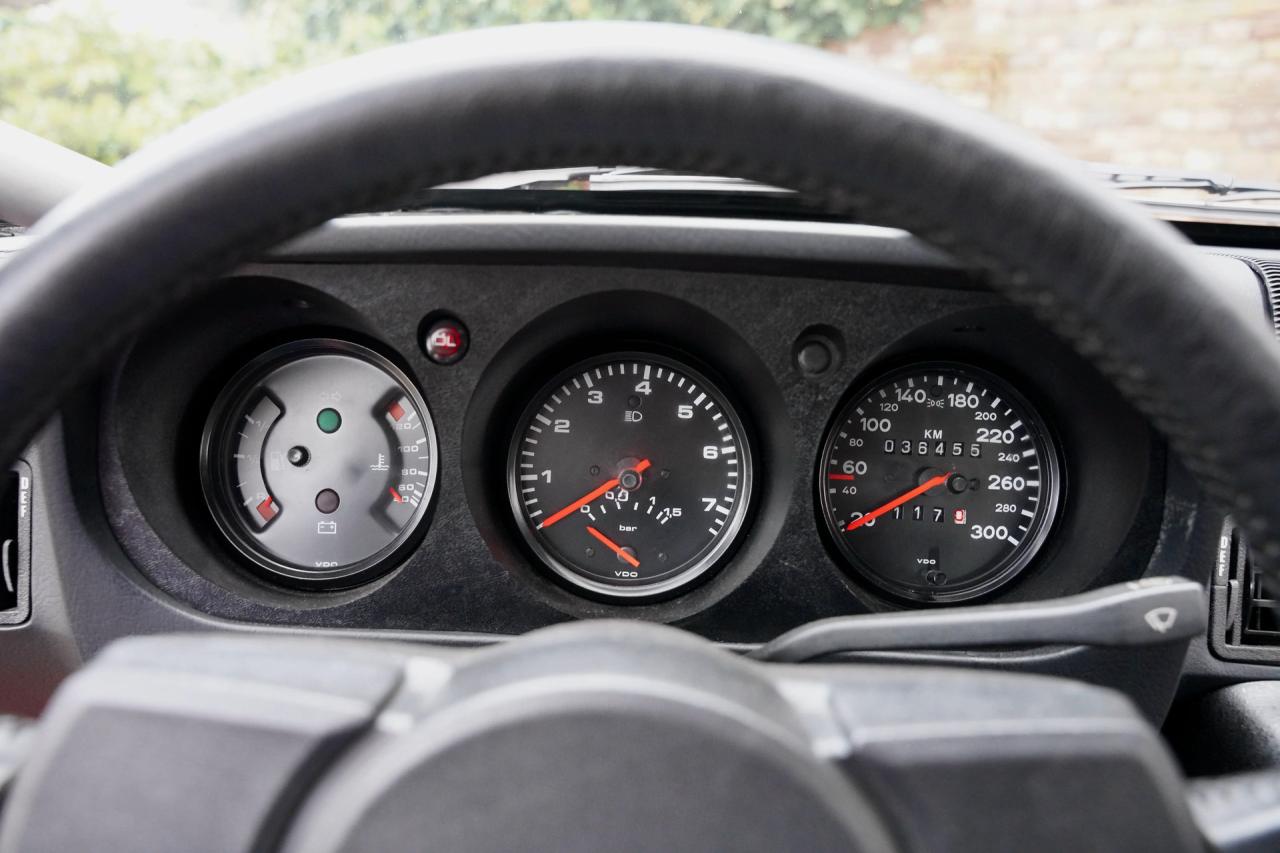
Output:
[
  {"left": 508, "top": 353, "right": 752, "bottom": 600},
  {"left": 819, "top": 362, "right": 1061, "bottom": 603}
]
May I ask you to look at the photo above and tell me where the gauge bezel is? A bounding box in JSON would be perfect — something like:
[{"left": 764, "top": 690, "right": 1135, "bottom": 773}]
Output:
[
  {"left": 199, "top": 338, "right": 439, "bottom": 587},
  {"left": 505, "top": 351, "right": 754, "bottom": 601},
  {"left": 817, "top": 360, "right": 1063, "bottom": 604}
]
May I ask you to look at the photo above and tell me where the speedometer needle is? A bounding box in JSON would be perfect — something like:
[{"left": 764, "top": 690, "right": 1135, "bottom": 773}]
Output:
[
  {"left": 587, "top": 525, "right": 640, "bottom": 568},
  {"left": 537, "top": 458, "right": 652, "bottom": 530},
  {"left": 846, "top": 472, "right": 953, "bottom": 531}
]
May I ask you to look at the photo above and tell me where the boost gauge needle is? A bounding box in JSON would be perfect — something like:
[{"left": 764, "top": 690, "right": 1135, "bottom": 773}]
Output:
[
  {"left": 587, "top": 526, "right": 640, "bottom": 568},
  {"left": 537, "top": 458, "right": 652, "bottom": 530},
  {"left": 846, "top": 472, "right": 953, "bottom": 531}
]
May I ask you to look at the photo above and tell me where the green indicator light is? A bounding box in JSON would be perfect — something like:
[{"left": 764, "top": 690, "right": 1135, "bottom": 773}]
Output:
[{"left": 316, "top": 408, "right": 342, "bottom": 434}]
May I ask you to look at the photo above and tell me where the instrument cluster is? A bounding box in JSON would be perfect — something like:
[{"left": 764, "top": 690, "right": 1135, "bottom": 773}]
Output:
[
  {"left": 196, "top": 337, "right": 1067, "bottom": 607},
  {"left": 104, "top": 270, "right": 1157, "bottom": 635}
]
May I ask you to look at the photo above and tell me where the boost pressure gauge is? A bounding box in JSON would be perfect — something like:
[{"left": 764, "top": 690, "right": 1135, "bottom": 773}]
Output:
[
  {"left": 200, "top": 339, "right": 438, "bottom": 586},
  {"left": 508, "top": 353, "right": 752, "bottom": 599},
  {"left": 819, "top": 362, "right": 1062, "bottom": 603}
]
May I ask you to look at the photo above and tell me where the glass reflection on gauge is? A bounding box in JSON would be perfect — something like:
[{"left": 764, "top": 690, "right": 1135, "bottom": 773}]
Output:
[{"left": 200, "top": 339, "right": 437, "bottom": 586}]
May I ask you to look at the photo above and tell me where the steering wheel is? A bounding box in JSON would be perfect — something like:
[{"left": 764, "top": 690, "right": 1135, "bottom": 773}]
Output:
[{"left": 0, "top": 22, "right": 1277, "bottom": 853}]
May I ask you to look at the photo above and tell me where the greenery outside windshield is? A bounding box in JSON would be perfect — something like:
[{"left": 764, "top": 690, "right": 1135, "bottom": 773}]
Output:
[{"left": 2, "top": 0, "right": 1278, "bottom": 185}]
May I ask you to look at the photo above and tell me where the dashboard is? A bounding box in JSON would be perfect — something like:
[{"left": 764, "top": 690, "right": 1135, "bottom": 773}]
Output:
[{"left": 0, "top": 211, "right": 1275, "bottom": 715}]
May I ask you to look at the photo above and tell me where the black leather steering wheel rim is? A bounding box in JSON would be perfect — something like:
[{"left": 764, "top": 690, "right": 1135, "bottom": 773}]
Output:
[{"left": 1, "top": 21, "right": 1278, "bottom": 567}]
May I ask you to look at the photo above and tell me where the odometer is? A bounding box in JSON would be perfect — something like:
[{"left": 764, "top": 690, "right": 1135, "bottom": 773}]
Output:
[
  {"left": 507, "top": 353, "right": 752, "bottom": 599},
  {"left": 819, "top": 362, "right": 1061, "bottom": 603}
]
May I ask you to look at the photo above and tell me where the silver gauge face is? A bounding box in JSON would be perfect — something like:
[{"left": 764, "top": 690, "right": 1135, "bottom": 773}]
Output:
[{"left": 200, "top": 339, "right": 438, "bottom": 586}]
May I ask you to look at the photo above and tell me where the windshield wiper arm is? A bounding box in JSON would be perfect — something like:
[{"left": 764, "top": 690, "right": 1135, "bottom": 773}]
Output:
[
  {"left": 1088, "top": 162, "right": 1280, "bottom": 203},
  {"left": 435, "top": 166, "right": 788, "bottom": 193}
]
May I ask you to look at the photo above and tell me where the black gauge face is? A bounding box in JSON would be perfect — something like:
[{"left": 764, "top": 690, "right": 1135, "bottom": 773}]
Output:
[
  {"left": 508, "top": 353, "right": 752, "bottom": 599},
  {"left": 200, "top": 340, "right": 438, "bottom": 586},
  {"left": 819, "top": 362, "right": 1061, "bottom": 603}
]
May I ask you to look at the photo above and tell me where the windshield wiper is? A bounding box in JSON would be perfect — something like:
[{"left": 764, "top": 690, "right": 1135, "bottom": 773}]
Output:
[
  {"left": 1088, "top": 162, "right": 1280, "bottom": 206},
  {"left": 435, "top": 166, "right": 788, "bottom": 193},
  {"left": 375, "top": 163, "right": 1280, "bottom": 231}
]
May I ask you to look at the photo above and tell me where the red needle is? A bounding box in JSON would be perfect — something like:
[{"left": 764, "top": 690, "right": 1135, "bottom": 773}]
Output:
[
  {"left": 538, "top": 458, "right": 652, "bottom": 530},
  {"left": 587, "top": 525, "right": 640, "bottom": 568},
  {"left": 846, "top": 472, "right": 953, "bottom": 531},
  {"left": 388, "top": 487, "right": 404, "bottom": 503}
]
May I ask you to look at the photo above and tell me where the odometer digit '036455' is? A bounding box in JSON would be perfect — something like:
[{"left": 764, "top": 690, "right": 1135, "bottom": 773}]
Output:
[
  {"left": 507, "top": 353, "right": 752, "bottom": 600},
  {"left": 819, "top": 362, "right": 1062, "bottom": 603}
]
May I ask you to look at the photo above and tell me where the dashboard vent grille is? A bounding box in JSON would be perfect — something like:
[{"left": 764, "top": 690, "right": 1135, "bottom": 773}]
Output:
[
  {"left": 1224, "top": 255, "right": 1280, "bottom": 338},
  {"left": 1208, "top": 255, "right": 1280, "bottom": 660},
  {"left": 1243, "top": 551, "right": 1280, "bottom": 645},
  {"left": 1212, "top": 521, "right": 1280, "bottom": 661},
  {"left": 1258, "top": 260, "right": 1280, "bottom": 338}
]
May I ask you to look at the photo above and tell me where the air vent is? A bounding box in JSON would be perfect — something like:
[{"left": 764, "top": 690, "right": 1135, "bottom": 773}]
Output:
[
  {"left": 1255, "top": 260, "right": 1280, "bottom": 338},
  {"left": 1223, "top": 255, "right": 1280, "bottom": 337},
  {"left": 1207, "top": 256, "right": 1280, "bottom": 660},
  {"left": 0, "top": 465, "right": 31, "bottom": 626},
  {"left": 1210, "top": 520, "right": 1280, "bottom": 661}
]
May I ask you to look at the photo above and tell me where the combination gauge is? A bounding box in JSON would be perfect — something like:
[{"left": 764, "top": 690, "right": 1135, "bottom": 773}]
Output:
[
  {"left": 200, "top": 339, "right": 437, "bottom": 587},
  {"left": 508, "top": 353, "right": 752, "bottom": 599}
]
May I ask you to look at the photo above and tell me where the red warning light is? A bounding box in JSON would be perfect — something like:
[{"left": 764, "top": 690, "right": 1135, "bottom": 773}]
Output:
[
  {"left": 387, "top": 400, "right": 405, "bottom": 422},
  {"left": 256, "top": 497, "right": 279, "bottom": 522},
  {"left": 422, "top": 318, "right": 469, "bottom": 365},
  {"left": 952, "top": 508, "right": 967, "bottom": 525}
]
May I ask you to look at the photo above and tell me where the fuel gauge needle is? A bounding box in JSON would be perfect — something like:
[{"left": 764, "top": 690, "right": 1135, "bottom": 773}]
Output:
[
  {"left": 587, "top": 525, "right": 640, "bottom": 568},
  {"left": 846, "top": 472, "right": 953, "bottom": 531}
]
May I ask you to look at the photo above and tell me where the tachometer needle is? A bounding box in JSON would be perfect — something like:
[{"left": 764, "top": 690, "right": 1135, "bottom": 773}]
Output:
[
  {"left": 587, "top": 525, "right": 640, "bottom": 568},
  {"left": 538, "top": 458, "right": 652, "bottom": 530},
  {"left": 846, "top": 472, "right": 953, "bottom": 531}
]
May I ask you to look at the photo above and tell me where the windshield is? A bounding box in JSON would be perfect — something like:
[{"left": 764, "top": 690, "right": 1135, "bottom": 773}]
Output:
[{"left": 1, "top": 0, "right": 1278, "bottom": 185}]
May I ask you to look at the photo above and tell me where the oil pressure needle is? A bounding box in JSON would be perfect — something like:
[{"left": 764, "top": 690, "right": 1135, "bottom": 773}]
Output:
[{"left": 587, "top": 525, "right": 640, "bottom": 568}]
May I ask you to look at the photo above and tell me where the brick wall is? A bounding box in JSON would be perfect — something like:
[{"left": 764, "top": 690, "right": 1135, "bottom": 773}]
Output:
[{"left": 840, "top": 0, "right": 1280, "bottom": 181}]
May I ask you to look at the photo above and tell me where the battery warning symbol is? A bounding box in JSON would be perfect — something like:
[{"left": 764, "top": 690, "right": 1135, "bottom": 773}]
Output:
[{"left": 952, "top": 508, "right": 967, "bottom": 525}]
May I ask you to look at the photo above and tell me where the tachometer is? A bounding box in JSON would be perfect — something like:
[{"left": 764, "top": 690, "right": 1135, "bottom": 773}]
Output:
[
  {"left": 200, "top": 339, "right": 437, "bottom": 586},
  {"left": 818, "top": 362, "right": 1061, "bottom": 603},
  {"left": 508, "top": 353, "right": 752, "bottom": 599}
]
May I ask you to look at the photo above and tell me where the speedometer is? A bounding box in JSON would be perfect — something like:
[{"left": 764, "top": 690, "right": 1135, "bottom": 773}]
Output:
[{"left": 818, "top": 362, "right": 1061, "bottom": 603}]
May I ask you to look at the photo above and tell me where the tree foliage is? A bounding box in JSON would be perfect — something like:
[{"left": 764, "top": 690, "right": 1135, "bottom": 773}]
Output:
[{"left": 0, "top": 0, "right": 921, "bottom": 163}]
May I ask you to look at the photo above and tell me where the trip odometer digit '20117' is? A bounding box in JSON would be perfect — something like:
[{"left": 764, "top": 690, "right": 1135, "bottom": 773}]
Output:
[
  {"left": 819, "top": 362, "right": 1061, "bottom": 603},
  {"left": 508, "top": 353, "right": 752, "bottom": 600}
]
